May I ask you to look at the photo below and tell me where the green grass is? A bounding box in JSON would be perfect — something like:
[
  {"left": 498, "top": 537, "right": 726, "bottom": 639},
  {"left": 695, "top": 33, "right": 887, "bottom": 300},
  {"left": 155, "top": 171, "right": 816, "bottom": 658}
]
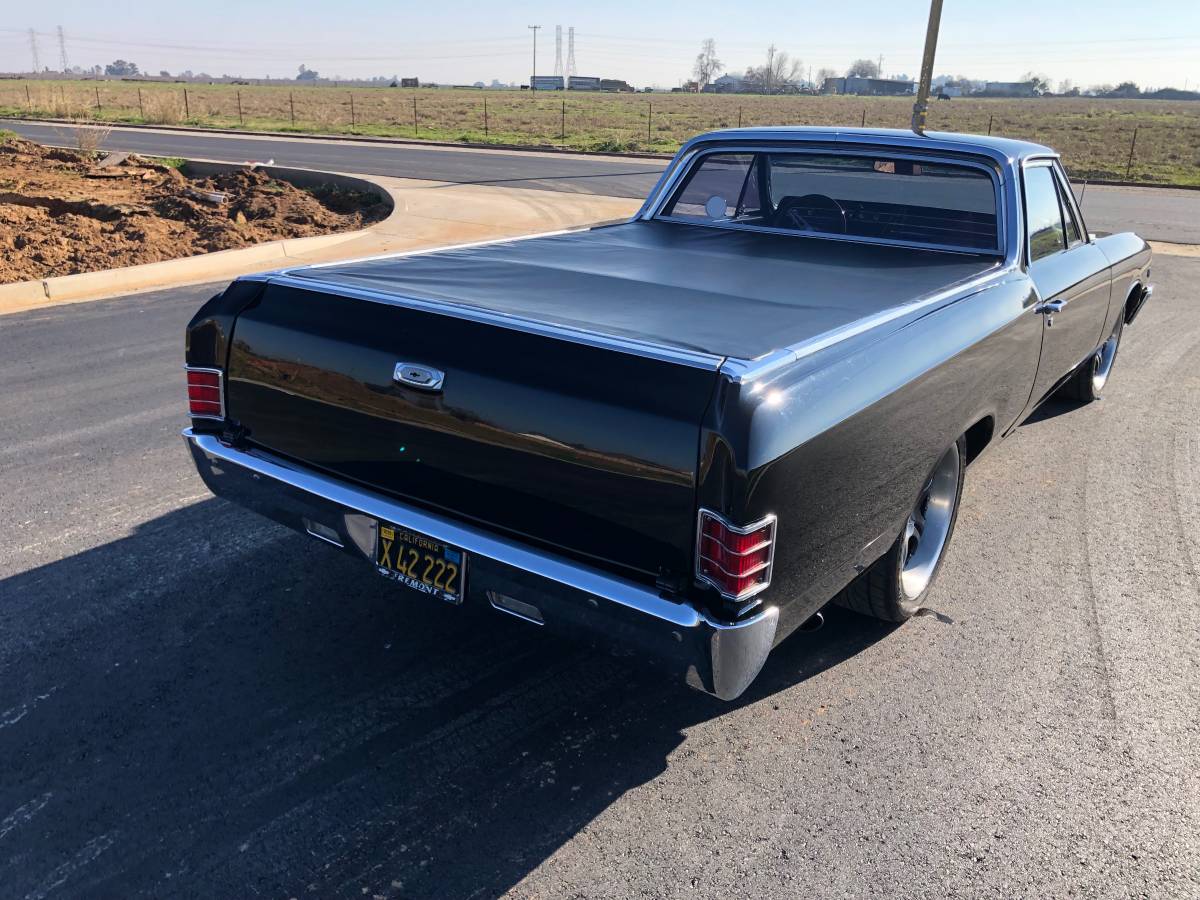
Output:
[{"left": 3, "top": 80, "right": 1198, "bottom": 186}]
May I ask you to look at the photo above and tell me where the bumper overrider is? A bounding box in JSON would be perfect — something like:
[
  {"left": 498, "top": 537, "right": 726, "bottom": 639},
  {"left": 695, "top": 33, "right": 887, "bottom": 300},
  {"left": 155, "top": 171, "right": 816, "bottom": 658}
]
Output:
[{"left": 183, "top": 429, "right": 778, "bottom": 700}]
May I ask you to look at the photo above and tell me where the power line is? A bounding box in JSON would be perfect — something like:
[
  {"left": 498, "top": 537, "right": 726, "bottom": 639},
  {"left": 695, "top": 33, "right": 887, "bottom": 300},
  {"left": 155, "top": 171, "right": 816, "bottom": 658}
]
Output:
[
  {"left": 553, "top": 25, "right": 562, "bottom": 78},
  {"left": 566, "top": 26, "right": 576, "bottom": 79}
]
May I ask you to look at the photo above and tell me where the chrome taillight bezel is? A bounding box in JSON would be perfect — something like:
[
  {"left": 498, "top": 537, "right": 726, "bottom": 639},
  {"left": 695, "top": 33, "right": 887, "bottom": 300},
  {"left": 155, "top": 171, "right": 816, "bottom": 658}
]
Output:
[
  {"left": 185, "top": 365, "right": 225, "bottom": 421},
  {"left": 695, "top": 507, "right": 777, "bottom": 602}
]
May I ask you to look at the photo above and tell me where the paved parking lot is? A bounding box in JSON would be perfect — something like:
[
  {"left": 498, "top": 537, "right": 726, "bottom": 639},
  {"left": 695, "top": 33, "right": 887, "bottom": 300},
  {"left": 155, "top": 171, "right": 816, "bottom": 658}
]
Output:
[{"left": 1, "top": 257, "right": 1197, "bottom": 898}]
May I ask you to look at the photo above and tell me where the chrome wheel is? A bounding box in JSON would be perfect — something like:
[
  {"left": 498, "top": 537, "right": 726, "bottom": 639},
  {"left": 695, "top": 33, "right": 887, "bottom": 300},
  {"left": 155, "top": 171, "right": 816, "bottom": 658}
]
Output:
[
  {"left": 1091, "top": 324, "right": 1122, "bottom": 395},
  {"left": 899, "top": 442, "right": 962, "bottom": 604}
]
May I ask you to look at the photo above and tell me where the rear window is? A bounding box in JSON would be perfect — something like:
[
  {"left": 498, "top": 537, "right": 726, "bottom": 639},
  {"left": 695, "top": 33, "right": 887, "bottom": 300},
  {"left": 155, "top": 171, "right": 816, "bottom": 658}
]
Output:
[{"left": 660, "top": 151, "right": 999, "bottom": 252}]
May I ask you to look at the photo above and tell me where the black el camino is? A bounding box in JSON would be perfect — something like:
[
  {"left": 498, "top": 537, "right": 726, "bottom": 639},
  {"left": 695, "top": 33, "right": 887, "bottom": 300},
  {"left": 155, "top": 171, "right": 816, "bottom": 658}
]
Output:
[{"left": 182, "top": 127, "right": 1153, "bottom": 700}]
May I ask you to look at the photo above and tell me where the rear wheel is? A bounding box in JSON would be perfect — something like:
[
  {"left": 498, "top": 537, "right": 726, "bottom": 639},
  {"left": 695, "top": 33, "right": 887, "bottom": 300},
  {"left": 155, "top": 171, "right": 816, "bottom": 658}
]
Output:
[
  {"left": 836, "top": 437, "right": 966, "bottom": 622},
  {"left": 1058, "top": 316, "right": 1124, "bottom": 404}
]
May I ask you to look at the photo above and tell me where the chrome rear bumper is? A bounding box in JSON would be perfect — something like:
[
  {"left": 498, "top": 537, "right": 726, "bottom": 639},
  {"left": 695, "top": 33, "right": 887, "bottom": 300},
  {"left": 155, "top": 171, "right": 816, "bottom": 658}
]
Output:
[{"left": 183, "top": 429, "right": 777, "bottom": 700}]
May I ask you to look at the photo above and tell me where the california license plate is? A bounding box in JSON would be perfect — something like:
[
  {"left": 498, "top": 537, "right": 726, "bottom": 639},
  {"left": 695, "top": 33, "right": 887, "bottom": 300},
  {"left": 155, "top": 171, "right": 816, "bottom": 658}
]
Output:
[{"left": 375, "top": 522, "right": 466, "bottom": 605}]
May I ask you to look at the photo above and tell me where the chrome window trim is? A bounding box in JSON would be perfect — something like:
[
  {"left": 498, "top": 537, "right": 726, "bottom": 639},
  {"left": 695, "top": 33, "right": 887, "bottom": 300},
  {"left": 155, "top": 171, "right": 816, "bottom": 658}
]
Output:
[
  {"left": 646, "top": 144, "right": 1008, "bottom": 258},
  {"left": 695, "top": 508, "right": 777, "bottom": 602},
  {"left": 1051, "top": 159, "right": 1090, "bottom": 245},
  {"left": 265, "top": 274, "right": 726, "bottom": 372},
  {"left": 184, "top": 365, "right": 225, "bottom": 421}
]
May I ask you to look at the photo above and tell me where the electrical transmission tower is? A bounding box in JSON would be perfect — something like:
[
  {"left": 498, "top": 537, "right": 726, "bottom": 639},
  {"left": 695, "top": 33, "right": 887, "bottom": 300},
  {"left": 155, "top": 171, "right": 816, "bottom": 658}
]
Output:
[
  {"left": 553, "top": 25, "right": 563, "bottom": 78},
  {"left": 57, "top": 26, "right": 69, "bottom": 72},
  {"left": 566, "top": 27, "right": 576, "bottom": 80},
  {"left": 28, "top": 28, "right": 41, "bottom": 74}
]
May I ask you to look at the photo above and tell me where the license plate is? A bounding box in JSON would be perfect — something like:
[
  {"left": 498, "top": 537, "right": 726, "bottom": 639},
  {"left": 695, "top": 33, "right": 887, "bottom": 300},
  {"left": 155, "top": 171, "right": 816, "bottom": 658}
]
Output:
[{"left": 375, "top": 522, "right": 466, "bottom": 605}]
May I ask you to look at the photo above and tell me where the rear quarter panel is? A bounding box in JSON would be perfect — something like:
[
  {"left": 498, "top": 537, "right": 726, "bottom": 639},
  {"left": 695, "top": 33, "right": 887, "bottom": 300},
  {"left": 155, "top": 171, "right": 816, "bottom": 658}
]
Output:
[
  {"left": 698, "top": 271, "right": 1042, "bottom": 638},
  {"left": 1094, "top": 232, "right": 1153, "bottom": 333}
]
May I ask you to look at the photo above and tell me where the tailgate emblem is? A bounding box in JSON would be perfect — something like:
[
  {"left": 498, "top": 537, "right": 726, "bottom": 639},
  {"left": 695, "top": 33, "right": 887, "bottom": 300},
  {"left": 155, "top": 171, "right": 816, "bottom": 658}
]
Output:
[{"left": 393, "top": 362, "right": 444, "bottom": 391}]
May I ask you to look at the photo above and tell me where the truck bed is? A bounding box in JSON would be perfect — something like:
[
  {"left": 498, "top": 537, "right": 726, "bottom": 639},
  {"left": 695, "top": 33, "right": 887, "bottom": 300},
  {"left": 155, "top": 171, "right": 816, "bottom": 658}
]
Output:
[{"left": 287, "top": 220, "right": 1002, "bottom": 362}]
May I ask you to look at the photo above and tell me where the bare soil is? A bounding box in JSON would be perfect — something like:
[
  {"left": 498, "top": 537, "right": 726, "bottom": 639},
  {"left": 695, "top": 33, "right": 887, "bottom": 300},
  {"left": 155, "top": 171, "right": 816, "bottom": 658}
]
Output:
[{"left": 0, "top": 136, "right": 388, "bottom": 283}]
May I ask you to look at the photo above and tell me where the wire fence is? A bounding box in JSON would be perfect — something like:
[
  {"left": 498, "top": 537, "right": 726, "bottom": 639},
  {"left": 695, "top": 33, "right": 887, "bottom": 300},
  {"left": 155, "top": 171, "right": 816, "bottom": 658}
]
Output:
[{"left": 3, "top": 81, "right": 1198, "bottom": 185}]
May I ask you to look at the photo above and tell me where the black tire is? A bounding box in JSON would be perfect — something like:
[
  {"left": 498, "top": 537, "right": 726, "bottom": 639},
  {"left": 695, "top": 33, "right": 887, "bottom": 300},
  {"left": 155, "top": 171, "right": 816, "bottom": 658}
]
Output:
[
  {"left": 1057, "top": 315, "right": 1124, "bottom": 404},
  {"left": 836, "top": 436, "right": 967, "bottom": 623}
]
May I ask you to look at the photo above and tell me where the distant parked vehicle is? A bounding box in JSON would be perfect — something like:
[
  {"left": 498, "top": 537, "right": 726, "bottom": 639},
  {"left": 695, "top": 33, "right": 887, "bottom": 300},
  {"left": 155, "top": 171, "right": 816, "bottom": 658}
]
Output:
[{"left": 183, "top": 128, "right": 1152, "bottom": 700}]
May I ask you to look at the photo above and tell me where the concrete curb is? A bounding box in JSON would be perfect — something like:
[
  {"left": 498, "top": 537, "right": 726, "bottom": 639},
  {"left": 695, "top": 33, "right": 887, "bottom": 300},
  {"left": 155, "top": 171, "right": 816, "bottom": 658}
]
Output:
[
  {"left": 1, "top": 116, "right": 677, "bottom": 161},
  {"left": 0, "top": 161, "right": 397, "bottom": 316}
]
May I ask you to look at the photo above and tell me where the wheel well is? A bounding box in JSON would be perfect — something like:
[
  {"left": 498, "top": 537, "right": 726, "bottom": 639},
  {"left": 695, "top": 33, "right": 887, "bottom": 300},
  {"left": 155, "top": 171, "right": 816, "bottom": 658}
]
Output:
[
  {"left": 963, "top": 416, "right": 994, "bottom": 466},
  {"left": 1123, "top": 281, "right": 1144, "bottom": 324}
]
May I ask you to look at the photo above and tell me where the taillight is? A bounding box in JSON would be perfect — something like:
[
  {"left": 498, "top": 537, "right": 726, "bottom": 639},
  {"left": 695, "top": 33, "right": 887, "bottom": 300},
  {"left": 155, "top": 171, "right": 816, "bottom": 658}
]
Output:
[
  {"left": 695, "top": 509, "right": 776, "bottom": 602},
  {"left": 186, "top": 366, "right": 224, "bottom": 419}
]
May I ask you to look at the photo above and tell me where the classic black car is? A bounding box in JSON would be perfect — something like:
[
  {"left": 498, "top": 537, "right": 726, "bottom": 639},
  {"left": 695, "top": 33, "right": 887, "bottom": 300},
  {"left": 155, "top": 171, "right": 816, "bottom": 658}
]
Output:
[{"left": 183, "top": 128, "right": 1153, "bottom": 700}]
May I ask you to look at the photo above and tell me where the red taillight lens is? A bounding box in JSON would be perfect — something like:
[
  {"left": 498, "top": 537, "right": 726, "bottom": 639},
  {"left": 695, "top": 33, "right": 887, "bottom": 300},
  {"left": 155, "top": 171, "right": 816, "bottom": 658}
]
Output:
[
  {"left": 696, "top": 509, "right": 776, "bottom": 601},
  {"left": 186, "top": 367, "right": 224, "bottom": 419}
]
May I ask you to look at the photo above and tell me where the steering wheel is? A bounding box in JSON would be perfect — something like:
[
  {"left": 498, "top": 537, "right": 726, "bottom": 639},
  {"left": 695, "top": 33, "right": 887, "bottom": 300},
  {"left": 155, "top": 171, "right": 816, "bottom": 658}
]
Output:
[{"left": 772, "top": 194, "right": 848, "bottom": 235}]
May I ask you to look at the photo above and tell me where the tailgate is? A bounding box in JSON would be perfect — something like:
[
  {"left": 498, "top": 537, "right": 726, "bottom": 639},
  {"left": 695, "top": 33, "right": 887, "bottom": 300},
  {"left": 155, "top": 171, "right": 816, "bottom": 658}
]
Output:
[{"left": 224, "top": 281, "right": 721, "bottom": 582}]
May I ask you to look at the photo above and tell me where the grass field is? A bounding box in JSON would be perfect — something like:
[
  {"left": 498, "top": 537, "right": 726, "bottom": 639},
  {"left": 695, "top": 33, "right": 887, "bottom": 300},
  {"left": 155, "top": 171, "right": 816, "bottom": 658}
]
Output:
[{"left": 3, "top": 79, "right": 1198, "bottom": 186}]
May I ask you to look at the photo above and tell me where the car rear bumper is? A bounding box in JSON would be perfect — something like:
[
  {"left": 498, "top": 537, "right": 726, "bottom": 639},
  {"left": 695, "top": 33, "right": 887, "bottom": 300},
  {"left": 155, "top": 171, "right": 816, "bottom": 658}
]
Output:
[{"left": 183, "top": 429, "right": 777, "bottom": 700}]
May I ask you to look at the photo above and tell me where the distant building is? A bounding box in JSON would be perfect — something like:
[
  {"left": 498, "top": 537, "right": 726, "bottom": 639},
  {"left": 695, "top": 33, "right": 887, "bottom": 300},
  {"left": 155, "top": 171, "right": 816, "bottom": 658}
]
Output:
[
  {"left": 531, "top": 75, "right": 565, "bottom": 91},
  {"left": 938, "top": 85, "right": 963, "bottom": 98},
  {"left": 704, "top": 74, "right": 745, "bottom": 94},
  {"left": 567, "top": 75, "right": 602, "bottom": 91},
  {"left": 399, "top": 77, "right": 419, "bottom": 88},
  {"left": 982, "top": 81, "right": 1037, "bottom": 97},
  {"left": 822, "top": 76, "right": 914, "bottom": 96},
  {"left": 600, "top": 78, "right": 635, "bottom": 92}
]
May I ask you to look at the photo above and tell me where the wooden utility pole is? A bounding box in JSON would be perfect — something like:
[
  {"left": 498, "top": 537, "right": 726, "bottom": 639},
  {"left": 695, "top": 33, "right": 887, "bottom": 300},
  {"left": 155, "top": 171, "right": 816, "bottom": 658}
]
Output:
[{"left": 911, "top": 0, "right": 944, "bottom": 134}]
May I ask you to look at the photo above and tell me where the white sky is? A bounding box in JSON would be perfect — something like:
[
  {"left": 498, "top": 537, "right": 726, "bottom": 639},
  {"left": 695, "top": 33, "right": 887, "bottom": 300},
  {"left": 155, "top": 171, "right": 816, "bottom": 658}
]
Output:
[{"left": 3, "top": 1, "right": 1199, "bottom": 89}]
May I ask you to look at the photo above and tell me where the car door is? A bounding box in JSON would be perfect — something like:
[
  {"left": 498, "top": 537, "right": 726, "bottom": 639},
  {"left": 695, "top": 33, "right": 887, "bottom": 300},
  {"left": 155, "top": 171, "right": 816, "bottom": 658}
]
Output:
[{"left": 1023, "top": 159, "right": 1113, "bottom": 403}]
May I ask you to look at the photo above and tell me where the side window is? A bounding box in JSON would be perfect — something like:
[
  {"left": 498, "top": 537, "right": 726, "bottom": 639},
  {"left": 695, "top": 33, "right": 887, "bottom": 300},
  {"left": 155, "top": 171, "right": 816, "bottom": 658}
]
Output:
[
  {"left": 1024, "top": 165, "right": 1066, "bottom": 262},
  {"left": 662, "top": 153, "right": 757, "bottom": 221}
]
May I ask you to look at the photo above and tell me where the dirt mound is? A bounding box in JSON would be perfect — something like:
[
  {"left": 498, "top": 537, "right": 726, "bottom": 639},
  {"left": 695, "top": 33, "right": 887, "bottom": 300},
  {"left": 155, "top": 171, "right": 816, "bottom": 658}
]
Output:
[{"left": 0, "top": 136, "right": 388, "bottom": 283}]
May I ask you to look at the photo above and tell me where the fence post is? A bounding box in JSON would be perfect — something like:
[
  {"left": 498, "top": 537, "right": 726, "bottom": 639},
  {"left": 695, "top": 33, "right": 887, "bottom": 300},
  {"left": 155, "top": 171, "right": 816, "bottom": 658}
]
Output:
[
  {"left": 95, "top": 86, "right": 102, "bottom": 115},
  {"left": 861, "top": 108, "right": 867, "bottom": 127},
  {"left": 137, "top": 88, "right": 145, "bottom": 119},
  {"left": 561, "top": 99, "right": 566, "bottom": 144},
  {"left": 987, "top": 114, "right": 993, "bottom": 135},
  {"left": 289, "top": 92, "right": 295, "bottom": 126},
  {"left": 349, "top": 92, "right": 355, "bottom": 127},
  {"left": 647, "top": 101, "right": 652, "bottom": 142},
  {"left": 25, "top": 84, "right": 31, "bottom": 107},
  {"left": 413, "top": 96, "right": 418, "bottom": 135},
  {"left": 1125, "top": 127, "right": 1139, "bottom": 180},
  {"left": 483, "top": 96, "right": 488, "bottom": 138},
  {"left": 237, "top": 90, "right": 244, "bottom": 126},
  {"left": 183, "top": 88, "right": 189, "bottom": 119},
  {"left": 737, "top": 107, "right": 742, "bottom": 128}
]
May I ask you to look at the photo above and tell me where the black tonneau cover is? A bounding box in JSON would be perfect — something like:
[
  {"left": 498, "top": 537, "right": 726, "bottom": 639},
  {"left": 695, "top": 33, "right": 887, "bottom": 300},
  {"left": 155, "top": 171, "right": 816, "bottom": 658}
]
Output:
[{"left": 288, "top": 220, "right": 1000, "bottom": 361}]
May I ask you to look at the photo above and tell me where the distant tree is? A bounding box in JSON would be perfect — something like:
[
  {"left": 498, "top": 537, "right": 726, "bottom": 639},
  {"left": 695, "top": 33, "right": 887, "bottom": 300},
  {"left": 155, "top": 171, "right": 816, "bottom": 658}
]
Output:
[
  {"left": 692, "top": 38, "right": 724, "bottom": 92},
  {"left": 1019, "top": 71, "right": 1050, "bottom": 94},
  {"left": 158, "top": 69, "right": 171, "bottom": 78},
  {"left": 104, "top": 59, "right": 140, "bottom": 77},
  {"left": 296, "top": 64, "right": 319, "bottom": 81},
  {"left": 744, "top": 45, "right": 801, "bottom": 94},
  {"left": 846, "top": 58, "right": 880, "bottom": 78},
  {"left": 1107, "top": 81, "right": 1141, "bottom": 98},
  {"left": 815, "top": 66, "right": 838, "bottom": 86}
]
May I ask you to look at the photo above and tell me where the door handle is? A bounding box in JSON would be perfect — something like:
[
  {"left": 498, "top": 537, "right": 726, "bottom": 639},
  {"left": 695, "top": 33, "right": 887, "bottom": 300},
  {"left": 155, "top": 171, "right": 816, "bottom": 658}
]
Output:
[{"left": 1037, "top": 299, "right": 1067, "bottom": 314}]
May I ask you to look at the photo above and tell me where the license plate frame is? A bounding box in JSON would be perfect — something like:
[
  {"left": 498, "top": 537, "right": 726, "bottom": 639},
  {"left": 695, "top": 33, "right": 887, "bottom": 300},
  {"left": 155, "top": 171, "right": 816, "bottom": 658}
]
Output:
[{"left": 374, "top": 521, "right": 467, "bottom": 605}]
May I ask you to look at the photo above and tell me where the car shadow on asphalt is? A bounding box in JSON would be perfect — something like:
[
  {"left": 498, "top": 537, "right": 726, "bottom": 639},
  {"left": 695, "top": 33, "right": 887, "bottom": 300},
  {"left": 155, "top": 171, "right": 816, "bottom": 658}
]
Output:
[
  {"left": 1020, "top": 397, "right": 1081, "bottom": 426},
  {"left": 0, "top": 498, "right": 893, "bottom": 899}
]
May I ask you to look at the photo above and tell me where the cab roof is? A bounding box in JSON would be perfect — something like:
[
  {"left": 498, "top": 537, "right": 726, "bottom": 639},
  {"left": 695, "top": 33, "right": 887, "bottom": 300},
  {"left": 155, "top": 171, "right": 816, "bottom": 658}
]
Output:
[{"left": 681, "top": 126, "right": 1055, "bottom": 165}]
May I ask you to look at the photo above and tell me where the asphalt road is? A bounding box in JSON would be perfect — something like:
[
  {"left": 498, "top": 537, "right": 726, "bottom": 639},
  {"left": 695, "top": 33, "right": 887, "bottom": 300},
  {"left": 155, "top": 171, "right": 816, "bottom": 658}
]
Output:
[
  {"left": 8, "top": 120, "right": 1200, "bottom": 243},
  {"left": 1, "top": 258, "right": 1197, "bottom": 898}
]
